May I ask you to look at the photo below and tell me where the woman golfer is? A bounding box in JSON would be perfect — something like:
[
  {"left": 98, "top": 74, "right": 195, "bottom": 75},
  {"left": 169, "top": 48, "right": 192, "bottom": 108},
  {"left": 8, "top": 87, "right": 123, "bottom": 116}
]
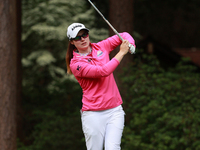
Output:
[{"left": 66, "top": 23, "right": 136, "bottom": 150}]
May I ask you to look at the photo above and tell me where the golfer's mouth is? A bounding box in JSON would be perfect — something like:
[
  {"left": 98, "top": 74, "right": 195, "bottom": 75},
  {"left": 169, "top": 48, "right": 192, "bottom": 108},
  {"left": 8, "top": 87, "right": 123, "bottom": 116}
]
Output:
[{"left": 82, "top": 42, "right": 87, "bottom": 46}]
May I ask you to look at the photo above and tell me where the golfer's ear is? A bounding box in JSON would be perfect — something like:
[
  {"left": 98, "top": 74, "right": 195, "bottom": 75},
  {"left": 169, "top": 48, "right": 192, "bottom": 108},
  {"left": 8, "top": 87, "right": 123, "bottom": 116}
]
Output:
[{"left": 70, "top": 41, "right": 74, "bottom": 45}]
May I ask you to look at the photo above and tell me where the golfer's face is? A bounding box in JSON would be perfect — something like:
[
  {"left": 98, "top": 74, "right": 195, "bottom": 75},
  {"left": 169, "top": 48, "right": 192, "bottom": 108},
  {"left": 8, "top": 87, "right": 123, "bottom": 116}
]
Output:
[{"left": 71, "top": 30, "right": 90, "bottom": 52}]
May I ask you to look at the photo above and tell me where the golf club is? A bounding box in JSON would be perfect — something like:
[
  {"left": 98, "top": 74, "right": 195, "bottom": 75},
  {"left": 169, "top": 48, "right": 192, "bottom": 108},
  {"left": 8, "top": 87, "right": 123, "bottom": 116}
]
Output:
[{"left": 88, "top": 0, "right": 136, "bottom": 54}]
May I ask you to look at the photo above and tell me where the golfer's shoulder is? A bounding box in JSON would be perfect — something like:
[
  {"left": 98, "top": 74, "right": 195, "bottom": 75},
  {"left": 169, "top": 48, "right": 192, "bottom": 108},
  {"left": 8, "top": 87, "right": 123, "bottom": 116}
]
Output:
[{"left": 120, "top": 32, "right": 131, "bottom": 36}]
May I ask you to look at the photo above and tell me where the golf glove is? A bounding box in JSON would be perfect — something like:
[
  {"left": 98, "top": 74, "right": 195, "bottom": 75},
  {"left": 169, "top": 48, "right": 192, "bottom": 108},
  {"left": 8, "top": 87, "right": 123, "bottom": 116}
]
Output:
[{"left": 129, "top": 44, "right": 136, "bottom": 54}]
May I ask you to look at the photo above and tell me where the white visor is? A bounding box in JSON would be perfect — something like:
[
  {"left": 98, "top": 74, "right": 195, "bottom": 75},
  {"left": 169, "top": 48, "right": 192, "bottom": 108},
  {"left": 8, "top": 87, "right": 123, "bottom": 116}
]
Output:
[{"left": 67, "top": 23, "right": 89, "bottom": 40}]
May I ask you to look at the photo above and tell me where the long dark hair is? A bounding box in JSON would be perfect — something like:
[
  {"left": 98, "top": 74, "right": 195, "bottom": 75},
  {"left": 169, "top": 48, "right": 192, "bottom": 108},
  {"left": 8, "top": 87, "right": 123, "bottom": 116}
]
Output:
[{"left": 66, "top": 42, "right": 76, "bottom": 74}]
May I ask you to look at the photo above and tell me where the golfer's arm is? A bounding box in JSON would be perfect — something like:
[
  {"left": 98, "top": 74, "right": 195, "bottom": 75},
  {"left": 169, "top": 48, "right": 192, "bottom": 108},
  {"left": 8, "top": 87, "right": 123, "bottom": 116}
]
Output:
[{"left": 114, "top": 51, "right": 126, "bottom": 63}]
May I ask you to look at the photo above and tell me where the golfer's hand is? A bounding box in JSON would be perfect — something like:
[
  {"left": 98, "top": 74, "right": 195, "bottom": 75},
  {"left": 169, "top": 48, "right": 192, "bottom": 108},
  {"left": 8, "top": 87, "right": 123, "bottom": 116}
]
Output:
[
  {"left": 114, "top": 40, "right": 130, "bottom": 62},
  {"left": 120, "top": 40, "right": 130, "bottom": 55},
  {"left": 129, "top": 44, "right": 136, "bottom": 54}
]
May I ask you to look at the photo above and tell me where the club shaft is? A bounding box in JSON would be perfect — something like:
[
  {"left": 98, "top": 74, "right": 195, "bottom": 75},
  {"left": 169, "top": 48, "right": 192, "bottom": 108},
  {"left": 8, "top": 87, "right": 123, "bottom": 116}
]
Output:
[{"left": 88, "top": 0, "right": 124, "bottom": 41}]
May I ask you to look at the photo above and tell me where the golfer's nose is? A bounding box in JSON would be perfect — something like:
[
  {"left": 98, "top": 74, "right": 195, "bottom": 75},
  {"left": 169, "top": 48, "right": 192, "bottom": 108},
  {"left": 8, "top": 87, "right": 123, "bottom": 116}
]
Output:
[{"left": 81, "top": 36, "right": 85, "bottom": 41}]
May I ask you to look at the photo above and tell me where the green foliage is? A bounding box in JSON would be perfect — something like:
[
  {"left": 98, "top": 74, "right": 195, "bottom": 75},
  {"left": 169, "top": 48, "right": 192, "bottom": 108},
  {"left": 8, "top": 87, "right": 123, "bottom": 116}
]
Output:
[
  {"left": 22, "top": 0, "right": 108, "bottom": 53},
  {"left": 134, "top": 0, "right": 200, "bottom": 47},
  {"left": 120, "top": 50, "right": 200, "bottom": 150},
  {"left": 18, "top": 110, "right": 86, "bottom": 150}
]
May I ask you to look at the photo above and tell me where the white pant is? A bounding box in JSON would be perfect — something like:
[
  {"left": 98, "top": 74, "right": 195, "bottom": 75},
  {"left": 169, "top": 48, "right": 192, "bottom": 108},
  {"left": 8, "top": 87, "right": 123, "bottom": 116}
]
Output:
[{"left": 81, "top": 105, "right": 125, "bottom": 150}]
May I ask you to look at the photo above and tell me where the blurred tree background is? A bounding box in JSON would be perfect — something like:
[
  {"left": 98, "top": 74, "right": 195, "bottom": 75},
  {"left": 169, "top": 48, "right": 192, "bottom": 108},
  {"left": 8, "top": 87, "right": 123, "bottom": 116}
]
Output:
[{"left": 16, "top": 0, "right": 200, "bottom": 150}]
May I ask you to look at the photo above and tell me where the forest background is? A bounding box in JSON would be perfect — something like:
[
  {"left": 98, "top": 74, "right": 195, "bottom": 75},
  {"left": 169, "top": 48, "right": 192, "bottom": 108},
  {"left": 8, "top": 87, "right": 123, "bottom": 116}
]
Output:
[{"left": 1, "top": 0, "right": 200, "bottom": 150}]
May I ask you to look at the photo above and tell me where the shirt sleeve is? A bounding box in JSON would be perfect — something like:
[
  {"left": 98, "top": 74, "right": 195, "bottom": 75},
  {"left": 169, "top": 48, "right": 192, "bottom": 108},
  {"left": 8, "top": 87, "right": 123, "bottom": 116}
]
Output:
[
  {"left": 70, "top": 58, "right": 120, "bottom": 78},
  {"left": 98, "top": 32, "right": 136, "bottom": 53}
]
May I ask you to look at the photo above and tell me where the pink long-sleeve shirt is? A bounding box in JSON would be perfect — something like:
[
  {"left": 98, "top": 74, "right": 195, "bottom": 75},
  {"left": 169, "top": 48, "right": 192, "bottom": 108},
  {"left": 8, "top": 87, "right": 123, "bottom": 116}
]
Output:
[{"left": 70, "top": 32, "right": 136, "bottom": 111}]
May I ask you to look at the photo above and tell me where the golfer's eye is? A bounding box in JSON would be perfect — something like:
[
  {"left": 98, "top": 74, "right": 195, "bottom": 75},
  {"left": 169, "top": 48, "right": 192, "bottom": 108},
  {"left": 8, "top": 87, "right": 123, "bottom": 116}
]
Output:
[
  {"left": 73, "top": 32, "right": 89, "bottom": 41},
  {"left": 74, "top": 36, "right": 81, "bottom": 41},
  {"left": 82, "top": 32, "right": 89, "bottom": 38}
]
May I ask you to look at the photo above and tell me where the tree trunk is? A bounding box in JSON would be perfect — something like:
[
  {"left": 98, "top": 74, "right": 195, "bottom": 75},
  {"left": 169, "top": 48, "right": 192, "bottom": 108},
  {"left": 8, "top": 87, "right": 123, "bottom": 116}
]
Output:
[
  {"left": 109, "top": 0, "right": 134, "bottom": 85},
  {"left": 15, "top": 0, "right": 23, "bottom": 143},
  {"left": 0, "top": 0, "right": 21, "bottom": 149}
]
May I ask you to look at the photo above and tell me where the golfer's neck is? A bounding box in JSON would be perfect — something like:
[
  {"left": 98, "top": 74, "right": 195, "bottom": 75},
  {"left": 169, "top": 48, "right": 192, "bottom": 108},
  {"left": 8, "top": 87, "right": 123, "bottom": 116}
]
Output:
[{"left": 78, "top": 46, "right": 91, "bottom": 54}]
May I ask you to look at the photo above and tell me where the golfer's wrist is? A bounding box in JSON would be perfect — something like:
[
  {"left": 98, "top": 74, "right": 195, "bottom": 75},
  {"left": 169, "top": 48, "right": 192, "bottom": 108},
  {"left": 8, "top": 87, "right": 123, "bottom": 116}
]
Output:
[
  {"left": 114, "top": 51, "right": 125, "bottom": 62},
  {"left": 119, "top": 49, "right": 128, "bottom": 56}
]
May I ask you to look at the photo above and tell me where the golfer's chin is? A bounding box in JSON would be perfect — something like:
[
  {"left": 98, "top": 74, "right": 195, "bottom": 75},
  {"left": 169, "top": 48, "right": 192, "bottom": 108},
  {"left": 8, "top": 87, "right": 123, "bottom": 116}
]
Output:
[
  {"left": 81, "top": 42, "right": 89, "bottom": 47},
  {"left": 80, "top": 44, "right": 90, "bottom": 50}
]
